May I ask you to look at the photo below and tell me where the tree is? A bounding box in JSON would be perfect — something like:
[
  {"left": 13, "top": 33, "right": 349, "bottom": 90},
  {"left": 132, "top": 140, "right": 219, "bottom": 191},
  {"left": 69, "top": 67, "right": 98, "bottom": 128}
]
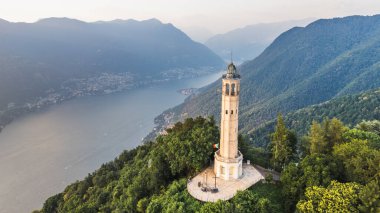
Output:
[
  {"left": 196, "top": 189, "right": 276, "bottom": 213},
  {"left": 270, "top": 113, "right": 296, "bottom": 170},
  {"left": 231, "top": 190, "right": 274, "bottom": 213},
  {"left": 41, "top": 193, "right": 63, "bottom": 213},
  {"left": 162, "top": 117, "right": 219, "bottom": 176},
  {"left": 300, "top": 154, "right": 340, "bottom": 187},
  {"left": 327, "top": 118, "right": 347, "bottom": 146},
  {"left": 199, "top": 200, "right": 234, "bottom": 213},
  {"left": 297, "top": 181, "right": 363, "bottom": 213},
  {"left": 287, "top": 130, "right": 298, "bottom": 160},
  {"left": 239, "top": 135, "right": 271, "bottom": 168},
  {"left": 137, "top": 197, "right": 150, "bottom": 213},
  {"left": 359, "top": 176, "right": 380, "bottom": 213},
  {"left": 307, "top": 118, "right": 347, "bottom": 154},
  {"left": 146, "top": 179, "right": 201, "bottom": 213},
  {"left": 343, "top": 128, "right": 380, "bottom": 149},
  {"left": 308, "top": 121, "right": 326, "bottom": 154},
  {"left": 356, "top": 120, "right": 380, "bottom": 136},
  {"left": 299, "top": 136, "right": 311, "bottom": 158},
  {"left": 280, "top": 154, "right": 340, "bottom": 212},
  {"left": 280, "top": 163, "right": 303, "bottom": 212},
  {"left": 265, "top": 173, "right": 273, "bottom": 184},
  {"left": 333, "top": 139, "right": 380, "bottom": 184}
]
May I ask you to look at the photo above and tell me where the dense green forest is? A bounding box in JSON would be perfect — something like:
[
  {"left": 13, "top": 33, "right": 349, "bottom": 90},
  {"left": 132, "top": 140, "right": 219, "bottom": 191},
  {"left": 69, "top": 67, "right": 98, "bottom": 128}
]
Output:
[
  {"left": 38, "top": 116, "right": 380, "bottom": 212},
  {"left": 250, "top": 88, "right": 380, "bottom": 147},
  {"left": 37, "top": 117, "right": 220, "bottom": 212},
  {"left": 156, "top": 15, "right": 380, "bottom": 133},
  {"left": 275, "top": 116, "right": 380, "bottom": 212}
]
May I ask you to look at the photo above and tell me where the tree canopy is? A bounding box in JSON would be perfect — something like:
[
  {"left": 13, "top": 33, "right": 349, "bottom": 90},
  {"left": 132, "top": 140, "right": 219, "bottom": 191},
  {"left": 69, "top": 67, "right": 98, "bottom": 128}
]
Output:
[
  {"left": 280, "top": 118, "right": 380, "bottom": 212},
  {"left": 270, "top": 113, "right": 297, "bottom": 171},
  {"left": 38, "top": 117, "right": 380, "bottom": 213}
]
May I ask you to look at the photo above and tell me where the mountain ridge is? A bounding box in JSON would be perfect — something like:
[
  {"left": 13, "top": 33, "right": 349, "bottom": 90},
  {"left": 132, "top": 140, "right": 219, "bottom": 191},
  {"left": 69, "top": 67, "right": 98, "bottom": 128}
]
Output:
[
  {"left": 156, "top": 14, "right": 380, "bottom": 134},
  {"left": 249, "top": 88, "right": 380, "bottom": 147},
  {"left": 205, "top": 18, "right": 315, "bottom": 63},
  {"left": 0, "top": 17, "right": 224, "bottom": 110}
]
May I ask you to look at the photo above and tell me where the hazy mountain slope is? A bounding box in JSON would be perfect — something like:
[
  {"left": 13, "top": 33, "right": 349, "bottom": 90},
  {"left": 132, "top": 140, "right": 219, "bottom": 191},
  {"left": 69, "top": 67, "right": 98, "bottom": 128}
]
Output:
[
  {"left": 250, "top": 88, "right": 380, "bottom": 147},
  {"left": 158, "top": 15, "right": 380, "bottom": 133},
  {"left": 205, "top": 19, "right": 314, "bottom": 62},
  {"left": 0, "top": 18, "right": 223, "bottom": 109}
]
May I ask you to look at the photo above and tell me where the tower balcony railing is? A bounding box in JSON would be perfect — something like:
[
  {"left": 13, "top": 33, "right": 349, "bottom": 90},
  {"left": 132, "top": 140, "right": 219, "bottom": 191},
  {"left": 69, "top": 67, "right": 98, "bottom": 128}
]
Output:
[
  {"left": 222, "top": 73, "right": 241, "bottom": 79},
  {"left": 214, "top": 150, "right": 243, "bottom": 163}
]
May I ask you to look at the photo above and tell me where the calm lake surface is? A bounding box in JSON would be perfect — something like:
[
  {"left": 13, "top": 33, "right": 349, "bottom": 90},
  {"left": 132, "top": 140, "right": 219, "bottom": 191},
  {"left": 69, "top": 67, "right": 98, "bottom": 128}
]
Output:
[{"left": 0, "top": 72, "right": 222, "bottom": 213}]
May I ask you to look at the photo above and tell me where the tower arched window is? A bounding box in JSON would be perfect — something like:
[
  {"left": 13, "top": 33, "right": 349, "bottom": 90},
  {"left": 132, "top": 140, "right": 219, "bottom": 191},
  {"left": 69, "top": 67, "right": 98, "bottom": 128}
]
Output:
[
  {"left": 225, "top": 83, "right": 230, "bottom": 95},
  {"left": 231, "top": 83, "right": 236, "bottom": 96}
]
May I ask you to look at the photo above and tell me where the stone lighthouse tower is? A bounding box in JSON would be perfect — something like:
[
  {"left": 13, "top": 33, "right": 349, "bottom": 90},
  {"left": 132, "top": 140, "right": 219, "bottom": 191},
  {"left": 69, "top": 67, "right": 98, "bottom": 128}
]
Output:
[{"left": 214, "top": 62, "right": 243, "bottom": 180}]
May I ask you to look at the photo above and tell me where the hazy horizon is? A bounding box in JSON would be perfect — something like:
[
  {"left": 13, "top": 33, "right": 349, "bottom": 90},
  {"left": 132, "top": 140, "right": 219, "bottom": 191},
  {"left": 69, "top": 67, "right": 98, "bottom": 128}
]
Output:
[
  {"left": 0, "top": 16, "right": 318, "bottom": 42},
  {"left": 1, "top": 0, "right": 380, "bottom": 41}
]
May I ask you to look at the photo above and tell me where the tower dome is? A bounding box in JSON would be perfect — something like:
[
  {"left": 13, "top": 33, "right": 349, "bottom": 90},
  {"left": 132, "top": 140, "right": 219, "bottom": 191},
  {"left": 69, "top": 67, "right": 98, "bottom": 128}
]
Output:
[
  {"left": 225, "top": 62, "right": 240, "bottom": 79},
  {"left": 227, "top": 62, "right": 236, "bottom": 74}
]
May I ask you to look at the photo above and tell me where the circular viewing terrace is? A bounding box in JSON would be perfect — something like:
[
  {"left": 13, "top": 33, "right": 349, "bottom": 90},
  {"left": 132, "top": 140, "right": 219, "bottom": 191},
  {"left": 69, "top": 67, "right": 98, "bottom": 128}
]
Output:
[{"left": 187, "top": 164, "right": 276, "bottom": 202}]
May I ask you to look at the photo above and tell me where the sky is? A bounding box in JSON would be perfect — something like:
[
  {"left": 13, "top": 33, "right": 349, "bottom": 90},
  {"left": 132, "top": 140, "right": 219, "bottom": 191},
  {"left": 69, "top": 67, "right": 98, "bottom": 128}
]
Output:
[{"left": 1, "top": 0, "right": 380, "bottom": 41}]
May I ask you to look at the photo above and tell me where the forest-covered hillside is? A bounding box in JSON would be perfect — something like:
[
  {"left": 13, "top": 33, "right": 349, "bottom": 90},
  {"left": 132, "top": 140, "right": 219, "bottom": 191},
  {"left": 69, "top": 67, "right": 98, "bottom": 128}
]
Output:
[
  {"left": 250, "top": 88, "right": 380, "bottom": 147},
  {"left": 36, "top": 117, "right": 283, "bottom": 213},
  {"left": 37, "top": 116, "right": 380, "bottom": 212},
  {"left": 157, "top": 15, "right": 380, "bottom": 133}
]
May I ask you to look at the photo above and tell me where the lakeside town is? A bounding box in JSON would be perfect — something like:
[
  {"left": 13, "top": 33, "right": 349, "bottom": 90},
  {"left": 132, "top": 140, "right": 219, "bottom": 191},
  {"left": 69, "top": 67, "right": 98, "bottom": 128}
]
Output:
[{"left": 0, "top": 67, "right": 215, "bottom": 134}]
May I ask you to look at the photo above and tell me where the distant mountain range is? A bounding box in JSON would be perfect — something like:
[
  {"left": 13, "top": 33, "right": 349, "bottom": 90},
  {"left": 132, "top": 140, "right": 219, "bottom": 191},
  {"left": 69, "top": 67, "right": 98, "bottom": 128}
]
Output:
[
  {"left": 158, "top": 15, "right": 380, "bottom": 135},
  {"left": 0, "top": 18, "right": 223, "bottom": 109},
  {"left": 205, "top": 18, "right": 315, "bottom": 63},
  {"left": 181, "top": 26, "right": 214, "bottom": 43}
]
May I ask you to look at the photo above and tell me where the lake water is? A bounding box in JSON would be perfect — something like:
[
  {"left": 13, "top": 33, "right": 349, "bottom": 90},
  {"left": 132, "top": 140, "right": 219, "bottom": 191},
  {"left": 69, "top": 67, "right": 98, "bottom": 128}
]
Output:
[{"left": 0, "top": 72, "right": 221, "bottom": 213}]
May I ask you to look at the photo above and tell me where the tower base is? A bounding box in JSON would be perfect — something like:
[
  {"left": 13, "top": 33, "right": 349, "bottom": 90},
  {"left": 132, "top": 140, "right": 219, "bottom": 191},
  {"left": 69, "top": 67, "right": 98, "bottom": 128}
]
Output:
[
  {"left": 214, "top": 150, "right": 243, "bottom": 180},
  {"left": 188, "top": 164, "right": 269, "bottom": 202}
]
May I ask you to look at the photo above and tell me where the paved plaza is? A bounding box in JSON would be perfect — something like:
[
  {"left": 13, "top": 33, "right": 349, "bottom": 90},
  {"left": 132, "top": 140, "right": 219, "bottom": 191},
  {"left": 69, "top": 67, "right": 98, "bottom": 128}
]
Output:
[{"left": 187, "top": 164, "right": 272, "bottom": 202}]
